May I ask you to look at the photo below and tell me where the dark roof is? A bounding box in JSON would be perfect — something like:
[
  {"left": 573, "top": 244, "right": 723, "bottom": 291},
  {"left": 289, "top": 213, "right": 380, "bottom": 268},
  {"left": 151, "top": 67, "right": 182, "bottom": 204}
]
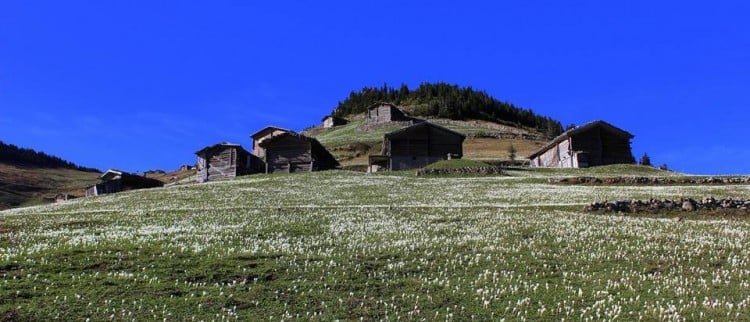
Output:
[
  {"left": 527, "top": 120, "right": 634, "bottom": 159},
  {"left": 257, "top": 132, "right": 317, "bottom": 148},
  {"left": 250, "top": 126, "right": 294, "bottom": 139},
  {"left": 195, "top": 142, "right": 246, "bottom": 155},
  {"left": 384, "top": 121, "right": 466, "bottom": 139},
  {"left": 366, "top": 102, "right": 399, "bottom": 110},
  {"left": 96, "top": 169, "right": 164, "bottom": 186}
]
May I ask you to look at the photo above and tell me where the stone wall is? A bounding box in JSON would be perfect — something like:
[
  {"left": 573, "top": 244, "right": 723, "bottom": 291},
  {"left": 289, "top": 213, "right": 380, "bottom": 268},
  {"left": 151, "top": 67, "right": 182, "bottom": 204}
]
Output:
[
  {"left": 585, "top": 197, "right": 750, "bottom": 213},
  {"left": 549, "top": 176, "right": 750, "bottom": 185}
]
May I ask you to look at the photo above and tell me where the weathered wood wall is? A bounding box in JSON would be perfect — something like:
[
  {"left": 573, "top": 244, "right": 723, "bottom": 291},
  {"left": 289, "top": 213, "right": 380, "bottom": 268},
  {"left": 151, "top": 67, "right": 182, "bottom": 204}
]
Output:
[
  {"left": 367, "top": 104, "right": 409, "bottom": 124},
  {"left": 532, "top": 138, "right": 575, "bottom": 167},
  {"left": 196, "top": 146, "right": 252, "bottom": 182},
  {"left": 384, "top": 123, "right": 464, "bottom": 170},
  {"left": 532, "top": 125, "right": 634, "bottom": 168},
  {"left": 264, "top": 135, "right": 313, "bottom": 173},
  {"left": 85, "top": 181, "right": 121, "bottom": 197},
  {"left": 253, "top": 128, "right": 289, "bottom": 158}
]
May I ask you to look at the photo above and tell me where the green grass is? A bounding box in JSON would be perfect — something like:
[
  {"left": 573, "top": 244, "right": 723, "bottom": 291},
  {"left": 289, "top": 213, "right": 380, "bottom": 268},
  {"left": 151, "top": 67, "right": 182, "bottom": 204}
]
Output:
[
  {"left": 423, "top": 159, "right": 491, "bottom": 169},
  {"left": 2, "top": 171, "right": 750, "bottom": 320},
  {"left": 306, "top": 119, "right": 404, "bottom": 146}
]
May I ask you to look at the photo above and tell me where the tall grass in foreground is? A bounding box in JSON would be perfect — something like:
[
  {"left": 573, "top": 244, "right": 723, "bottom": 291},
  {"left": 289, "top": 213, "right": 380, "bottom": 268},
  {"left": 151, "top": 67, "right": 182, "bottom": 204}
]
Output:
[{"left": 2, "top": 171, "right": 750, "bottom": 320}]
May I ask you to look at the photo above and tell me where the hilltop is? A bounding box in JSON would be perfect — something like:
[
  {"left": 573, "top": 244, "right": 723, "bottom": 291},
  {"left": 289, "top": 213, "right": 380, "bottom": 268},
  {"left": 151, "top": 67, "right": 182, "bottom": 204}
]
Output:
[
  {"left": 330, "top": 82, "right": 563, "bottom": 136},
  {"left": 306, "top": 83, "right": 563, "bottom": 168}
]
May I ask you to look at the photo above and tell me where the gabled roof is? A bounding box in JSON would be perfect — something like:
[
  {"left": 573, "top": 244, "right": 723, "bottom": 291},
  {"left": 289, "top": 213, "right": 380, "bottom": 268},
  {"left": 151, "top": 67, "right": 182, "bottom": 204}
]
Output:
[
  {"left": 366, "top": 102, "right": 400, "bottom": 110},
  {"left": 527, "top": 120, "right": 634, "bottom": 159},
  {"left": 195, "top": 142, "right": 244, "bottom": 155},
  {"left": 384, "top": 121, "right": 466, "bottom": 139},
  {"left": 99, "top": 169, "right": 124, "bottom": 181},
  {"left": 257, "top": 132, "right": 316, "bottom": 148},
  {"left": 250, "top": 126, "right": 294, "bottom": 139}
]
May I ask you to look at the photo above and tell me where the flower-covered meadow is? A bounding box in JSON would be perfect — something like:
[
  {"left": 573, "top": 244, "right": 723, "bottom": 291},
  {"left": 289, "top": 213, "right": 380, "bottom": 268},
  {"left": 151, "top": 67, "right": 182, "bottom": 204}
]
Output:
[{"left": 2, "top": 171, "right": 750, "bottom": 320}]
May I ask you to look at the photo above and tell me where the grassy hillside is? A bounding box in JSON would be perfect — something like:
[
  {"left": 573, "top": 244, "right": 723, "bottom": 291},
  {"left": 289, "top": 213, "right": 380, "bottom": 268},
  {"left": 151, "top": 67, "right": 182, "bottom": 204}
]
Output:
[
  {"left": 305, "top": 117, "right": 548, "bottom": 167},
  {"left": 0, "top": 163, "right": 100, "bottom": 210},
  {"left": 2, "top": 170, "right": 750, "bottom": 320}
]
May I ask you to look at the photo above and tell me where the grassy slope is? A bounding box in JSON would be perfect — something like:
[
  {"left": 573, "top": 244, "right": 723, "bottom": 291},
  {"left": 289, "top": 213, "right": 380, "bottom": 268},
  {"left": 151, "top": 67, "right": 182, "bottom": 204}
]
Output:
[
  {"left": 2, "top": 169, "right": 750, "bottom": 320},
  {"left": 306, "top": 117, "right": 548, "bottom": 166},
  {"left": 423, "top": 159, "right": 491, "bottom": 169},
  {"left": 0, "top": 163, "right": 100, "bottom": 210}
]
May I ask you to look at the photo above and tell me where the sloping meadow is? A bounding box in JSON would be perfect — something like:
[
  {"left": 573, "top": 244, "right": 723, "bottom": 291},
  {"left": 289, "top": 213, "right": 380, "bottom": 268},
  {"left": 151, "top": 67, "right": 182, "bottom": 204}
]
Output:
[{"left": 2, "top": 171, "right": 750, "bottom": 320}]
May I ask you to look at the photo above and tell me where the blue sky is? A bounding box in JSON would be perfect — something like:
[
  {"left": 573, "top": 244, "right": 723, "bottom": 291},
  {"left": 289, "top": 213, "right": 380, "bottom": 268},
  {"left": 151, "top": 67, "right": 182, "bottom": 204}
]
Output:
[{"left": 1, "top": 1, "right": 748, "bottom": 174}]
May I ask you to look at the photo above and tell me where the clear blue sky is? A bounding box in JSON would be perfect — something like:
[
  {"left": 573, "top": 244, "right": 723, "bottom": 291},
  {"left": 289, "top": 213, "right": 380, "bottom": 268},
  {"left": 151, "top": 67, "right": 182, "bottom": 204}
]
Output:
[{"left": 1, "top": 1, "right": 748, "bottom": 174}]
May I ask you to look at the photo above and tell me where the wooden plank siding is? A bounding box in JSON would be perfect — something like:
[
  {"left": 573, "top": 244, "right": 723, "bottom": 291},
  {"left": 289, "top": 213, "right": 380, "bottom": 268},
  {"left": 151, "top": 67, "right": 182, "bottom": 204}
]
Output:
[
  {"left": 263, "top": 135, "right": 313, "bottom": 173},
  {"left": 380, "top": 122, "right": 465, "bottom": 171},
  {"left": 259, "top": 132, "right": 339, "bottom": 173},
  {"left": 195, "top": 143, "right": 253, "bottom": 182},
  {"left": 529, "top": 120, "right": 635, "bottom": 168},
  {"left": 250, "top": 126, "right": 292, "bottom": 159},
  {"left": 366, "top": 103, "right": 411, "bottom": 125}
]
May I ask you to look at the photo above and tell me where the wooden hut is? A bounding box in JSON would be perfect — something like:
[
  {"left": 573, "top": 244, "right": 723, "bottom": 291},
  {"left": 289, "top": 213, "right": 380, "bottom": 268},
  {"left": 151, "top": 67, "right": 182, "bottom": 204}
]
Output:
[
  {"left": 369, "top": 122, "right": 465, "bottom": 171},
  {"left": 85, "top": 169, "right": 164, "bottom": 196},
  {"left": 321, "top": 115, "right": 348, "bottom": 128},
  {"left": 366, "top": 103, "right": 411, "bottom": 125},
  {"left": 258, "top": 132, "right": 339, "bottom": 173},
  {"left": 195, "top": 142, "right": 258, "bottom": 182},
  {"left": 250, "top": 126, "right": 293, "bottom": 159},
  {"left": 527, "top": 120, "right": 635, "bottom": 168}
]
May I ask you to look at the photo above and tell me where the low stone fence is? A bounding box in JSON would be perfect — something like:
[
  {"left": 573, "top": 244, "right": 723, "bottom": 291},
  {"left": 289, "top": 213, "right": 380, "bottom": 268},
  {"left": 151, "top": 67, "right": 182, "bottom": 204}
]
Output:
[
  {"left": 585, "top": 198, "right": 750, "bottom": 213},
  {"left": 549, "top": 176, "right": 750, "bottom": 185},
  {"left": 416, "top": 166, "right": 505, "bottom": 176}
]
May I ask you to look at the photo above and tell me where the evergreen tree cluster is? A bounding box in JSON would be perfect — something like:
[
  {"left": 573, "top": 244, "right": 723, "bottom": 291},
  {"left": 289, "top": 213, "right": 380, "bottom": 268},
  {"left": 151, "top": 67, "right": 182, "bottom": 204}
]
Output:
[
  {"left": 0, "top": 141, "right": 99, "bottom": 172},
  {"left": 332, "top": 82, "right": 563, "bottom": 136}
]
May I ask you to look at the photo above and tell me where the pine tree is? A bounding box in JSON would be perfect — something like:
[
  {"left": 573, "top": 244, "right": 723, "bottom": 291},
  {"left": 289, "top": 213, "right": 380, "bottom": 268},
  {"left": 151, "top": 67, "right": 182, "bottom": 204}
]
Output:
[{"left": 639, "top": 153, "right": 652, "bottom": 166}]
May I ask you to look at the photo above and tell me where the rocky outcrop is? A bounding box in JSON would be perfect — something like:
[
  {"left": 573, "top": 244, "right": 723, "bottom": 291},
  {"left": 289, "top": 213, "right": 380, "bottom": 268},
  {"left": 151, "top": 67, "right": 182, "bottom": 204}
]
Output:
[
  {"left": 550, "top": 176, "right": 750, "bottom": 185},
  {"left": 585, "top": 198, "right": 750, "bottom": 213}
]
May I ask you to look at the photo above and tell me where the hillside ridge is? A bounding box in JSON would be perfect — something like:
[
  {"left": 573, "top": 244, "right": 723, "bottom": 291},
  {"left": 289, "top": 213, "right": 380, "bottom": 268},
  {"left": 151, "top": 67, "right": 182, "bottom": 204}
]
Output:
[{"left": 330, "top": 82, "right": 563, "bottom": 137}]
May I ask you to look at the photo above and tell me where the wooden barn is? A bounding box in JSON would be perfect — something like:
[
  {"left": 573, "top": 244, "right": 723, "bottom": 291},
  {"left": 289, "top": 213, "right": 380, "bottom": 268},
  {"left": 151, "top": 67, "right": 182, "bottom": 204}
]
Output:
[
  {"left": 528, "top": 120, "right": 635, "bottom": 168},
  {"left": 258, "top": 132, "right": 339, "bottom": 173},
  {"left": 369, "top": 122, "right": 465, "bottom": 171},
  {"left": 366, "top": 103, "right": 411, "bottom": 125},
  {"left": 195, "top": 142, "right": 259, "bottom": 182},
  {"left": 250, "top": 126, "right": 293, "bottom": 159},
  {"left": 321, "top": 115, "right": 348, "bottom": 128},
  {"left": 85, "top": 169, "right": 164, "bottom": 197}
]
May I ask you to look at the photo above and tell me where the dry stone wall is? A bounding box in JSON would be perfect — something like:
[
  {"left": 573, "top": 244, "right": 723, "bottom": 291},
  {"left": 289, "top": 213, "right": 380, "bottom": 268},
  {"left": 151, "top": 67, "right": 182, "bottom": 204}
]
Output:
[
  {"left": 549, "top": 176, "right": 750, "bottom": 185},
  {"left": 585, "top": 197, "right": 750, "bottom": 213}
]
